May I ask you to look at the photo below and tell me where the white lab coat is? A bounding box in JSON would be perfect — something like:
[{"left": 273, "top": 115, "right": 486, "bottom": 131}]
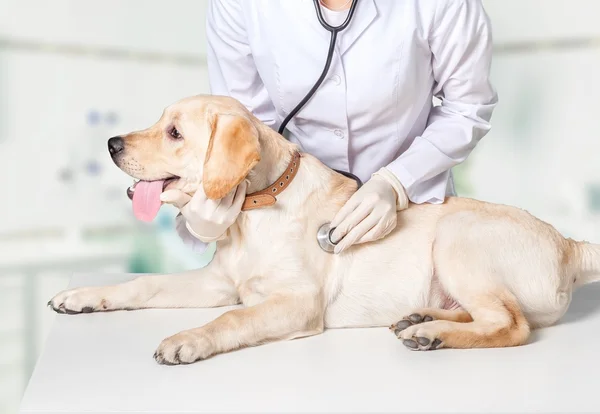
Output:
[
  {"left": 176, "top": 0, "right": 498, "bottom": 251},
  {"left": 206, "top": 0, "right": 498, "bottom": 202}
]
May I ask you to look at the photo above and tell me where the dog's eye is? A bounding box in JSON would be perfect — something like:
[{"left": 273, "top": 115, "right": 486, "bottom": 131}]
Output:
[{"left": 169, "top": 127, "right": 183, "bottom": 140}]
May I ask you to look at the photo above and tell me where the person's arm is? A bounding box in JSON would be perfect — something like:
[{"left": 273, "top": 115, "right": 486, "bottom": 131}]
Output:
[
  {"left": 175, "top": 0, "right": 278, "bottom": 251},
  {"left": 386, "top": 0, "right": 498, "bottom": 204},
  {"left": 331, "top": 0, "right": 497, "bottom": 253},
  {"left": 205, "top": 0, "right": 278, "bottom": 129}
]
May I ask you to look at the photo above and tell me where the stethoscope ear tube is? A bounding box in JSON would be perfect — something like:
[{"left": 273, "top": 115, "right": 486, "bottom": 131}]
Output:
[
  {"left": 313, "top": 0, "right": 361, "bottom": 32},
  {"left": 279, "top": 0, "right": 364, "bottom": 190}
]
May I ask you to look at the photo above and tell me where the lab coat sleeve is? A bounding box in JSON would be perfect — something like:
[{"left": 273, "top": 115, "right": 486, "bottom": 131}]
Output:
[
  {"left": 386, "top": 0, "right": 498, "bottom": 204},
  {"left": 205, "top": 0, "right": 279, "bottom": 129}
]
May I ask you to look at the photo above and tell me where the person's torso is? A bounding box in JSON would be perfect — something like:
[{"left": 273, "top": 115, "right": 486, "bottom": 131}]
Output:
[{"left": 240, "top": 0, "right": 440, "bottom": 182}]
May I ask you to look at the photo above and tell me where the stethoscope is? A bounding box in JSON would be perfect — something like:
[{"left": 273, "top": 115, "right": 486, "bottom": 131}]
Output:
[
  {"left": 276, "top": 0, "right": 361, "bottom": 253},
  {"left": 276, "top": 0, "right": 360, "bottom": 139}
]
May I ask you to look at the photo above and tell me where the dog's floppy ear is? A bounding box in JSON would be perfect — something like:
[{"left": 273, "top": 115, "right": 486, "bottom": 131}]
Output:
[{"left": 203, "top": 112, "right": 260, "bottom": 199}]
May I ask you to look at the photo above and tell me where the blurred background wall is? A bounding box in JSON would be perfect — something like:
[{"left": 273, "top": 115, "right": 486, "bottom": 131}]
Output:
[{"left": 0, "top": 0, "right": 599, "bottom": 412}]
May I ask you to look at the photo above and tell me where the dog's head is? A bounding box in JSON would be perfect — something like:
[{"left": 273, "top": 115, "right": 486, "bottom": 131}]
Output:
[{"left": 108, "top": 95, "right": 261, "bottom": 220}]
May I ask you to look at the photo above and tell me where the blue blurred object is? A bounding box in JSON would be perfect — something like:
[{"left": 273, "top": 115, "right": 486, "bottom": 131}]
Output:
[
  {"left": 587, "top": 184, "right": 600, "bottom": 213},
  {"left": 85, "top": 160, "right": 101, "bottom": 176},
  {"left": 87, "top": 110, "right": 101, "bottom": 126},
  {"left": 105, "top": 111, "right": 119, "bottom": 125},
  {"left": 157, "top": 207, "right": 174, "bottom": 230}
]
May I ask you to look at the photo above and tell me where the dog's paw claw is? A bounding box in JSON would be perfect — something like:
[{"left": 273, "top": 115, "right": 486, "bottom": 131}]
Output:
[
  {"left": 154, "top": 351, "right": 170, "bottom": 365},
  {"left": 48, "top": 302, "right": 66, "bottom": 314}
]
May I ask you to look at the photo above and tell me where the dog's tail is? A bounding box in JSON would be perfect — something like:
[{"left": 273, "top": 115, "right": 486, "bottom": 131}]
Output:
[{"left": 573, "top": 241, "right": 600, "bottom": 286}]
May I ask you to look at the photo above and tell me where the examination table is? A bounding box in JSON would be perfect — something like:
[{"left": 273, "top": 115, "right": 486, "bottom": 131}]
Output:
[{"left": 19, "top": 272, "right": 600, "bottom": 413}]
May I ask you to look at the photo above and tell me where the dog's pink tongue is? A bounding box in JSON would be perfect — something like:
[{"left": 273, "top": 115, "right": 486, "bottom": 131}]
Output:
[{"left": 132, "top": 180, "right": 164, "bottom": 222}]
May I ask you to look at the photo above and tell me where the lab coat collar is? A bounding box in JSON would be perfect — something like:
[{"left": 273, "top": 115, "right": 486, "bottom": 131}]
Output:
[
  {"left": 338, "top": 0, "right": 377, "bottom": 56},
  {"left": 300, "top": 0, "right": 378, "bottom": 56}
]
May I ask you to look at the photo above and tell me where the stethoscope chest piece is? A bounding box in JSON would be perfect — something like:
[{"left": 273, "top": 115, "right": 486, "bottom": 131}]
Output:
[{"left": 317, "top": 222, "right": 338, "bottom": 253}]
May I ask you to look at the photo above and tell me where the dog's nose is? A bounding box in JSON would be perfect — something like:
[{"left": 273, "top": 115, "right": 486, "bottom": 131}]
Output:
[{"left": 108, "top": 136, "right": 124, "bottom": 157}]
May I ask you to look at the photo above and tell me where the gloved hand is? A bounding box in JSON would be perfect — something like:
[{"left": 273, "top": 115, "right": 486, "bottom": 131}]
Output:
[
  {"left": 160, "top": 180, "right": 248, "bottom": 243},
  {"left": 330, "top": 168, "right": 409, "bottom": 254},
  {"left": 174, "top": 213, "right": 209, "bottom": 254}
]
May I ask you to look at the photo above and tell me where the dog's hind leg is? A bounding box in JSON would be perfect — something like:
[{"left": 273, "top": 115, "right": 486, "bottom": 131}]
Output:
[
  {"left": 392, "top": 211, "right": 535, "bottom": 351},
  {"left": 392, "top": 290, "right": 530, "bottom": 350},
  {"left": 390, "top": 307, "right": 473, "bottom": 332},
  {"left": 48, "top": 267, "right": 238, "bottom": 314}
]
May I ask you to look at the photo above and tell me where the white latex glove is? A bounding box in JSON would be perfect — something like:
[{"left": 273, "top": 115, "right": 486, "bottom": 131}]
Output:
[
  {"left": 160, "top": 180, "right": 248, "bottom": 243},
  {"left": 330, "top": 168, "right": 409, "bottom": 254},
  {"left": 174, "top": 213, "right": 210, "bottom": 254}
]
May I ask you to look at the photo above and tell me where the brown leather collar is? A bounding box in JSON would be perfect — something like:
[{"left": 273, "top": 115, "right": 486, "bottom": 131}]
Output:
[{"left": 242, "top": 151, "right": 301, "bottom": 211}]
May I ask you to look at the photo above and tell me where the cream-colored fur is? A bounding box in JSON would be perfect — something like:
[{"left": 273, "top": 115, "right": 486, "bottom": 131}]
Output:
[{"left": 49, "top": 95, "right": 600, "bottom": 362}]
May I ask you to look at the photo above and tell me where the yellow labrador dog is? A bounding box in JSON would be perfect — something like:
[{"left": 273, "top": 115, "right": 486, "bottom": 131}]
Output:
[{"left": 49, "top": 95, "right": 600, "bottom": 364}]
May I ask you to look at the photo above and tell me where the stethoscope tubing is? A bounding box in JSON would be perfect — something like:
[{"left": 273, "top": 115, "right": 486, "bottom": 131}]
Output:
[
  {"left": 277, "top": 0, "right": 361, "bottom": 136},
  {"left": 277, "top": 0, "right": 363, "bottom": 189},
  {"left": 313, "top": 0, "right": 360, "bottom": 33},
  {"left": 278, "top": 0, "right": 363, "bottom": 253},
  {"left": 277, "top": 30, "right": 338, "bottom": 136}
]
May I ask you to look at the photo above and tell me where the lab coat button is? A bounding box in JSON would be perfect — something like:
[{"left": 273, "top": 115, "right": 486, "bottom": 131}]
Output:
[
  {"left": 330, "top": 75, "right": 341, "bottom": 85},
  {"left": 334, "top": 129, "right": 344, "bottom": 138}
]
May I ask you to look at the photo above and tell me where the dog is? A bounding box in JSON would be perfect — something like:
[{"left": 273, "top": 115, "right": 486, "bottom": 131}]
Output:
[{"left": 48, "top": 94, "right": 600, "bottom": 364}]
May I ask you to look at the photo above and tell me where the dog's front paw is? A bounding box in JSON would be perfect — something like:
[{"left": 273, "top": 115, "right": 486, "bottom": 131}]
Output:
[
  {"left": 154, "top": 330, "right": 213, "bottom": 365},
  {"left": 48, "top": 287, "right": 112, "bottom": 314}
]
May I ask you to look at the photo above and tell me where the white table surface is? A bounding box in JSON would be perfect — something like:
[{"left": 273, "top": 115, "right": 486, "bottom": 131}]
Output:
[{"left": 19, "top": 273, "right": 600, "bottom": 413}]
